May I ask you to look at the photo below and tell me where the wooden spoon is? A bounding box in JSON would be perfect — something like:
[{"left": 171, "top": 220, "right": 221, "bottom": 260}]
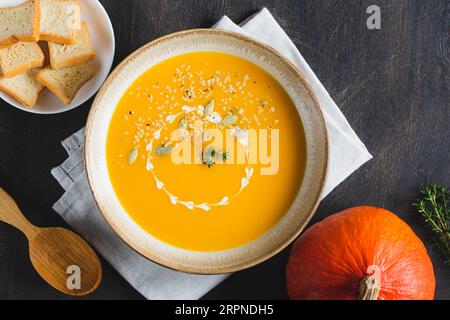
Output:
[{"left": 0, "top": 187, "right": 102, "bottom": 296}]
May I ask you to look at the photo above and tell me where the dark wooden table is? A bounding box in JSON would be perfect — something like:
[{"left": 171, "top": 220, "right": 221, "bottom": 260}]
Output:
[{"left": 0, "top": 0, "right": 448, "bottom": 300}]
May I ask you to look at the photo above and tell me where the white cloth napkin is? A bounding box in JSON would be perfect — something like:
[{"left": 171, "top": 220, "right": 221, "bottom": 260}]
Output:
[{"left": 51, "top": 8, "right": 372, "bottom": 300}]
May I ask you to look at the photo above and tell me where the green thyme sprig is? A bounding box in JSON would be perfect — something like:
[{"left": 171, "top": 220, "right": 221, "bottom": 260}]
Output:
[
  {"left": 202, "top": 147, "right": 229, "bottom": 168},
  {"left": 413, "top": 183, "right": 450, "bottom": 264}
]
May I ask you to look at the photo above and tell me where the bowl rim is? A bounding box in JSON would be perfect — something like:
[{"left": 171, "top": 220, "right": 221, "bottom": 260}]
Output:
[{"left": 85, "top": 28, "right": 329, "bottom": 274}]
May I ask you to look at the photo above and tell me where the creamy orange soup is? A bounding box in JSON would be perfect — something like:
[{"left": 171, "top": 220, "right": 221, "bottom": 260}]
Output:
[{"left": 107, "top": 52, "right": 306, "bottom": 251}]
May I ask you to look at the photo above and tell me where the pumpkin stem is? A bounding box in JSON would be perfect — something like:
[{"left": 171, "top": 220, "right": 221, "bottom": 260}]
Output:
[{"left": 359, "top": 274, "right": 381, "bottom": 300}]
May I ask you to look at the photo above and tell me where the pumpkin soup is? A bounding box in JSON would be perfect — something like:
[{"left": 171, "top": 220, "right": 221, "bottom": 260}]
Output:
[{"left": 106, "top": 52, "right": 306, "bottom": 251}]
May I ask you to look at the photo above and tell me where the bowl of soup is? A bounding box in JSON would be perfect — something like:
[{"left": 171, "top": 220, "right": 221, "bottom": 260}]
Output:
[{"left": 85, "top": 29, "right": 328, "bottom": 274}]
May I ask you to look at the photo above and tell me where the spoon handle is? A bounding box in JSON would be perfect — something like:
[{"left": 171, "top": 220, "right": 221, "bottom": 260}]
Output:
[{"left": 0, "top": 187, "right": 36, "bottom": 237}]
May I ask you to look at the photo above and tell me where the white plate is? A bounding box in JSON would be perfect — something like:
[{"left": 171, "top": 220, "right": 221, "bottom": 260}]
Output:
[{"left": 0, "top": 0, "right": 115, "bottom": 114}]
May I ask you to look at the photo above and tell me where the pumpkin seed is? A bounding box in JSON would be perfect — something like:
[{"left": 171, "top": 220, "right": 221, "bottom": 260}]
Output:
[
  {"left": 178, "top": 118, "right": 187, "bottom": 129},
  {"left": 155, "top": 145, "right": 172, "bottom": 156},
  {"left": 128, "top": 147, "right": 138, "bottom": 165},
  {"left": 221, "top": 115, "right": 237, "bottom": 125},
  {"left": 204, "top": 99, "right": 214, "bottom": 116}
]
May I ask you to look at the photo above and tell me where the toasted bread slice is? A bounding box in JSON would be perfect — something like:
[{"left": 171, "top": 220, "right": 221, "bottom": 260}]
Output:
[
  {"left": 0, "top": 0, "right": 41, "bottom": 47},
  {"left": 0, "top": 42, "right": 45, "bottom": 77},
  {"left": 0, "top": 68, "right": 44, "bottom": 107},
  {"left": 37, "top": 63, "right": 95, "bottom": 104},
  {"left": 48, "top": 21, "right": 95, "bottom": 69},
  {"left": 39, "top": 0, "right": 81, "bottom": 44}
]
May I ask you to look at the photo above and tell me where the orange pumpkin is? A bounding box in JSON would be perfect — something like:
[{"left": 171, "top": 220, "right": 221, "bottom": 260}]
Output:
[{"left": 286, "top": 206, "right": 435, "bottom": 300}]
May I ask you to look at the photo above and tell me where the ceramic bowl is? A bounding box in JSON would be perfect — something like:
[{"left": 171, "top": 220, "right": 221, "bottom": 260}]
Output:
[{"left": 85, "top": 29, "right": 328, "bottom": 274}]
